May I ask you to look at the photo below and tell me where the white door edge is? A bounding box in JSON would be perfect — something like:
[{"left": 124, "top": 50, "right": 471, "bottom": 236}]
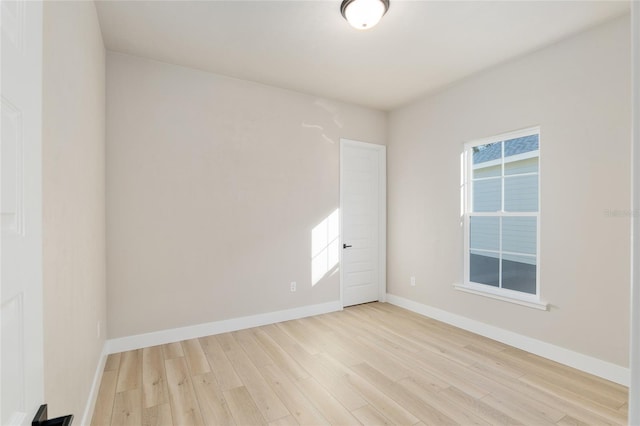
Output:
[
  {"left": 339, "top": 138, "right": 386, "bottom": 308},
  {"left": 1, "top": 1, "right": 45, "bottom": 424}
]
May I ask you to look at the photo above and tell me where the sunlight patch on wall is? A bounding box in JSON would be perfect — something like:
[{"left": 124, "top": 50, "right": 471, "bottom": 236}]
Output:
[
  {"left": 311, "top": 209, "right": 340, "bottom": 286},
  {"left": 460, "top": 151, "right": 466, "bottom": 221}
]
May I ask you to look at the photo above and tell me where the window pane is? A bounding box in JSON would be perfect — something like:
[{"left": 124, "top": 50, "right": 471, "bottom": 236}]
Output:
[
  {"left": 505, "top": 157, "right": 538, "bottom": 175},
  {"left": 470, "top": 216, "right": 499, "bottom": 251},
  {"left": 504, "top": 175, "right": 538, "bottom": 212},
  {"left": 502, "top": 217, "right": 536, "bottom": 255},
  {"left": 502, "top": 253, "right": 536, "bottom": 294},
  {"left": 504, "top": 134, "right": 538, "bottom": 158},
  {"left": 472, "top": 142, "right": 501, "bottom": 165},
  {"left": 473, "top": 178, "right": 501, "bottom": 212},
  {"left": 470, "top": 250, "right": 499, "bottom": 287}
]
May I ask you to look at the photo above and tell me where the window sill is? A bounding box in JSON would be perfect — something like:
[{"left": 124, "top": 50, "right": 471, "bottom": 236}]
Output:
[{"left": 453, "top": 283, "right": 548, "bottom": 311}]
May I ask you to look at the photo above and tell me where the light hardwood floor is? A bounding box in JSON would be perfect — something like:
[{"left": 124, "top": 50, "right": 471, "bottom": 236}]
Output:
[{"left": 91, "top": 303, "right": 628, "bottom": 425}]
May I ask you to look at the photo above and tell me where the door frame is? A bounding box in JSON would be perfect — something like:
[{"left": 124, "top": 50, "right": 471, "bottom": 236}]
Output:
[
  {"left": 339, "top": 138, "right": 386, "bottom": 307},
  {"left": 629, "top": 2, "right": 639, "bottom": 423}
]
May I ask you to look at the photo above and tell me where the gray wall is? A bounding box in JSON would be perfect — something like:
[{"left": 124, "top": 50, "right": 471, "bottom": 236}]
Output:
[
  {"left": 387, "top": 16, "right": 631, "bottom": 366},
  {"left": 42, "top": 1, "right": 107, "bottom": 418},
  {"left": 106, "top": 52, "right": 387, "bottom": 338}
]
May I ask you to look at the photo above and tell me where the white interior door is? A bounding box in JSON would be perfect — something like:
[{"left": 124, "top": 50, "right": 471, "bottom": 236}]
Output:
[
  {"left": 1, "top": 1, "right": 45, "bottom": 425},
  {"left": 340, "top": 139, "right": 386, "bottom": 307}
]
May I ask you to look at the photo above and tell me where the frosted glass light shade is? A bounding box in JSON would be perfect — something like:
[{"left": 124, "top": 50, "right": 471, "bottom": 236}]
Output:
[{"left": 340, "top": 0, "right": 389, "bottom": 30}]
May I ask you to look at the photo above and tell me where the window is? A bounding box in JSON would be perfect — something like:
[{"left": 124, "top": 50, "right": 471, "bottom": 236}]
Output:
[{"left": 458, "top": 127, "right": 546, "bottom": 309}]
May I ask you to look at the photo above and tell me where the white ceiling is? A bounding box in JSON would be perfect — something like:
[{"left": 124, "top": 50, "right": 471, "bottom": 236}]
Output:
[{"left": 95, "top": 0, "right": 629, "bottom": 111}]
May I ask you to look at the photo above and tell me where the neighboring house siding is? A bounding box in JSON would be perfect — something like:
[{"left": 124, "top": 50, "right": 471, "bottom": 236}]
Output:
[{"left": 470, "top": 155, "right": 538, "bottom": 266}]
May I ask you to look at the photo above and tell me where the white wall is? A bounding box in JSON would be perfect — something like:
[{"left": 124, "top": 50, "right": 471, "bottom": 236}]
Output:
[
  {"left": 42, "top": 0, "right": 107, "bottom": 419},
  {"left": 388, "top": 16, "right": 631, "bottom": 367},
  {"left": 106, "top": 53, "right": 386, "bottom": 338}
]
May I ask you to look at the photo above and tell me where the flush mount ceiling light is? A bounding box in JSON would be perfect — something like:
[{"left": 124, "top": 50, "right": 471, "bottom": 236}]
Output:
[{"left": 340, "top": 0, "right": 390, "bottom": 30}]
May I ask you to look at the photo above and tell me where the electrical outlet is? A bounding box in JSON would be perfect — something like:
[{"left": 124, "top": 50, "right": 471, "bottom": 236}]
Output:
[
  {"left": 290, "top": 281, "right": 297, "bottom": 292},
  {"left": 410, "top": 276, "right": 416, "bottom": 287}
]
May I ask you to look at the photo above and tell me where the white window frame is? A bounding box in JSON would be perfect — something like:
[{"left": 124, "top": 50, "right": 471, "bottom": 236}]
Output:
[{"left": 455, "top": 126, "right": 548, "bottom": 310}]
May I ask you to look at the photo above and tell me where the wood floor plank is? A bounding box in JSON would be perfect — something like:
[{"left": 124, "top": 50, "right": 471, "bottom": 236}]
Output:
[
  {"left": 191, "top": 372, "right": 236, "bottom": 425},
  {"left": 438, "top": 386, "right": 523, "bottom": 426},
  {"left": 165, "top": 357, "right": 204, "bottom": 426},
  {"left": 182, "top": 339, "right": 211, "bottom": 376},
  {"left": 216, "top": 333, "right": 290, "bottom": 421},
  {"left": 268, "top": 415, "right": 299, "bottom": 426},
  {"left": 234, "top": 329, "right": 274, "bottom": 367},
  {"left": 556, "top": 414, "right": 591, "bottom": 426},
  {"left": 260, "top": 364, "right": 330, "bottom": 426},
  {"left": 310, "top": 316, "right": 365, "bottom": 366},
  {"left": 351, "top": 362, "right": 461, "bottom": 425},
  {"left": 116, "top": 349, "right": 141, "bottom": 393},
  {"left": 294, "top": 376, "right": 360, "bottom": 425},
  {"left": 199, "top": 335, "right": 243, "bottom": 390},
  {"left": 373, "top": 303, "right": 511, "bottom": 353},
  {"left": 350, "top": 306, "right": 472, "bottom": 362},
  {"left": 255, "top": 327, "right": 310, "bottom": 380},
  {"left": 267, "top": 319, "right": 361, "bottom": 367},
  {"left": 505, "top": 346, "right": 627, "bottom": 398},
  {"left": 523, "top": 369, "right": 626, "bottom": 409},
  {"left": 359, "top": 303, "right": 427, "bottom": 333},
  {"left": 224, "top": 386, "right": 268, "bottom": 426},
  {"left": 299, "top": 315, "right": 336, "bottom": 335},
  {"left": 90, "top": 370, "right": 118, "bottom": 426},
  {"left": 405, "top": 328, "right": 488, "bottom": 368},
  {"left": 519, "top": 373, "right": 626, "bottom": 424},
  {"left": 142, "top": 345, "right": 169, "bottom": 408},
  {"left": 342, "top": 307, "right": 425, "bottom": 354},
  {"left": 455, "top": 366, "right": 566, "bottom": 425},
  {"left": 352, "top": 364, "right": 490, "bottom": 425},
  {"left": 351, "top": 405, "right": 394, "bottom": 426},
  {"left": 281, "top": 344, "right": 368, "bottom": 411},
  {"left": 276, "top": 320, "right": 321, "bottom": 355},
  {"left": 360, "top": 330, "right": 467, "bottom": 384},
  {"left": 480, "top": 393, "right": 559, "bottom": 425},
  {"left": 465, "top": 347, "right": 622, "bottom": 425},
  {"left": 320, "top": 315, "right": 453, "bottom": 395},
  {"left": 104, "top": 353, "right": 121, "bottom": 372},
  {"left": 142, "top": 403, "right": 173, "bottom": 426},
  {"left": 465, "top": 344, "right": 528, "bottom": 379},
  {"left": 162, "top": 342, "right": 184, "bottom": 360},
  {"left": 359, "top": 328, "right": 489, "bottom": 399},
  {"left": 344, "top": 364, "right": 420, "bottom": 425},
  {"left": 397, "top": 376, "right": 491, "bottom": 425},
  {"left": 325, "top": 322, "right": 413, "bottom": 382},
  {"left": 111, "top": 389, "right": 142, "bottom": 426}
]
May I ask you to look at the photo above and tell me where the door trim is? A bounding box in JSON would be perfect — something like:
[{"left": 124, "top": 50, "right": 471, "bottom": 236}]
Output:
[{"left": 339, "top": 138, "right": 386, "bottom": 307}]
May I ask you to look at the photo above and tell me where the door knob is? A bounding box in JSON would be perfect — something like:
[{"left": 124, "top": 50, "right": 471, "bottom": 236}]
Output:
[{"left": 343, "top": 243, "right": 352, "bottom": 249}]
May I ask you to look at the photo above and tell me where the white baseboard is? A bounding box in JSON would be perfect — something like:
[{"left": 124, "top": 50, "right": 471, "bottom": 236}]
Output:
[
  {"left": 105, "top": 300, "right": 343, "bottom": 355},
  {"left": 386, "top": 293, "right": 630, "bottom": 386},
  {"left": 80, "top": 345, "right": 108, "bottom": 426}
]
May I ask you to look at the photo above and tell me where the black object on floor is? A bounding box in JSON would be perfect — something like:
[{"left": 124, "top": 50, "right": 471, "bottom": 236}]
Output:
[{"left": 32, "top": 404, "right": 73, "bottom": 426}]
